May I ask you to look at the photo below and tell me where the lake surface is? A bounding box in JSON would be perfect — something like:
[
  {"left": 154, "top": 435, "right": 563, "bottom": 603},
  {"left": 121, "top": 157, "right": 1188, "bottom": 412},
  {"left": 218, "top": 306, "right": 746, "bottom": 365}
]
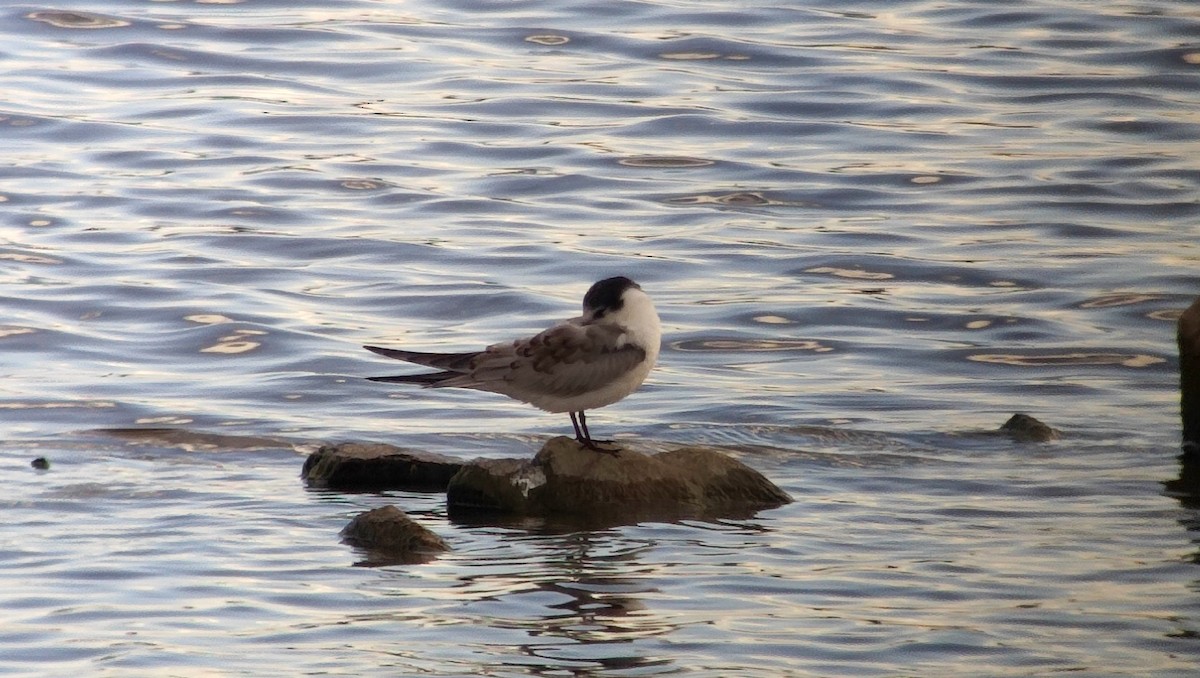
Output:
[{"left": 2, "top": 0, "right": 1199, "bottom": 675}]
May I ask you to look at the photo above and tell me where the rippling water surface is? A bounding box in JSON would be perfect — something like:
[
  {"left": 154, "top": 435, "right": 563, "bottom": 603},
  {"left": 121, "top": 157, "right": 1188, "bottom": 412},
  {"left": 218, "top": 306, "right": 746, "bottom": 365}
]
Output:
[{"left": 3, "top": 0, "right": 1200, "bottom": 675}]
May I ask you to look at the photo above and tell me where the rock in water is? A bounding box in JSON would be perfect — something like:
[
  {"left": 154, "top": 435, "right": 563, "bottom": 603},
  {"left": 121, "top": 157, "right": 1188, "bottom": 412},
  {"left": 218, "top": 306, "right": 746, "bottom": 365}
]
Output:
[
  {"left": 340, "top": 505, "right": 449, "bottom": 566},
  {"left": 446, "top": 437, "right": 792, "bottom": 525},
  {"left": 1180, "top": 295, "right": 1200, "bottom": 454},
  {"left": 302, "top": 442, "right": 462, "bottom": 491},
  {"left": 999, "top": 413, "right": 1060, "bottom": 442}
]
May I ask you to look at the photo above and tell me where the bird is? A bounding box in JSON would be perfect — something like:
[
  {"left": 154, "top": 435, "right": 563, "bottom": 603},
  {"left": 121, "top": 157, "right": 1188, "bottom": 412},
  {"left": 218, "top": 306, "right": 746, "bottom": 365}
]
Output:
[{"left": 363, "top": 276, "right": 661, "bottom": 452}]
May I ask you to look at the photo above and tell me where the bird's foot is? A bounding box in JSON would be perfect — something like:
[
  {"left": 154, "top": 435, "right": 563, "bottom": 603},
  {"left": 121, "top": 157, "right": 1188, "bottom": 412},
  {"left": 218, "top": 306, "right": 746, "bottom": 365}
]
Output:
[{"left": 577, "top": 437, "right": 620, "bottom": 455}]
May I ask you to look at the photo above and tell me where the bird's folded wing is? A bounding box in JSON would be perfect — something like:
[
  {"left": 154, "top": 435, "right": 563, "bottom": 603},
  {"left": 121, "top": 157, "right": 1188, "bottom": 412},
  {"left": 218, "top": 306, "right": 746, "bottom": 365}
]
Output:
[{"left": 440, "top": 321, "right": 647, "bottom": 398}]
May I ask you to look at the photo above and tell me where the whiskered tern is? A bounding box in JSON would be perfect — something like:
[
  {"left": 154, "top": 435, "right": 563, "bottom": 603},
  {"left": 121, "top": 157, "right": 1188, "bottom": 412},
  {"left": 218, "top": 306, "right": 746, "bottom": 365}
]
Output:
[{"left": 364, "top": 276, "right": 661, "bottom": 451}]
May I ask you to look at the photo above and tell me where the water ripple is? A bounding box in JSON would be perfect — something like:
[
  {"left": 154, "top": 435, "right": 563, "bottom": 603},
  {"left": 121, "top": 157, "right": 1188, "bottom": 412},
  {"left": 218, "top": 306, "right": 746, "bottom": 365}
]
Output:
[{"left": 1, "top": 0, "right": 1198, "bottom": 675}]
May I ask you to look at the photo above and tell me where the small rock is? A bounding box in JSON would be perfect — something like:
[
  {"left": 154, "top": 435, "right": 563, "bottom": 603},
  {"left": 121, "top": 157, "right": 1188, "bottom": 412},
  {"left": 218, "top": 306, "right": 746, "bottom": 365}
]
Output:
[
  {"left": 302, "top": 442, "right": 462, "bottom": 491},
  {"left": 30, "top": 457, "right": 50, "bottom": 470},
  {"left": 999, "top": 413, "right": 1059, "bottom": 442},
  {"left": 340, "top": 505, "right": 449, "bottom": 566},
  {"left": 446, "top": 436, "right": 792, "bottom": 526}
]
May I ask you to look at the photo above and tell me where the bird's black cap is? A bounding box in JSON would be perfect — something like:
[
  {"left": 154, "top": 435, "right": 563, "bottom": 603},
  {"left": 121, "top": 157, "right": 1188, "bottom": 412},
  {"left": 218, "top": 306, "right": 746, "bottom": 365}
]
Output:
[{"left": 583, "top": 276, "right": 640, "bottom": 314}]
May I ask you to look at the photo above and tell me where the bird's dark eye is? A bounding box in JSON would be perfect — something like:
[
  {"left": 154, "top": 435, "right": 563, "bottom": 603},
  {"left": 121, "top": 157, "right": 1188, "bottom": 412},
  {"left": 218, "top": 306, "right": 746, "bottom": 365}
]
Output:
[{"left": 593, "top": 309, "right": 606, "bottom": 319}]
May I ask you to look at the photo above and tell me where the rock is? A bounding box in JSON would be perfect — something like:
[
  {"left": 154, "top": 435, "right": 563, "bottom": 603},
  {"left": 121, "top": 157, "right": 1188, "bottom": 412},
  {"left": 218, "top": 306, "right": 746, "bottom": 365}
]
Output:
[
  {"left": 30, "top": 457, "right": 50, "bottom": 470},
  {"left": 999, "top": 413, "right": 1060, "bottom": 442},
  {"left": 444, "top": 457, "right": 541, "bottom": 514},
  {"left": 446, "top": 436, "right": 792, "bottom": 526},
  {"left": 1179, "top": 295, "right": 1200, "bottom": 455},
  {"left": 1166, "top": 297, "right": 1200, "bottom": 500},
  {"left": 302, "top": 442, "right": 462, "bottom": 491},
  {"left": 340, "top": 505, "right": 449, "bottom": 566}
]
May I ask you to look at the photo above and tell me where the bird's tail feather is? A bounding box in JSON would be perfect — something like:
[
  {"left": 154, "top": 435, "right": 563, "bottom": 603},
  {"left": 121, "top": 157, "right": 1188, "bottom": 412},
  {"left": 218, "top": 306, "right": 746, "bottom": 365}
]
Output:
[
  {"left": 363, "top": 345, "right": 478, "bottom": 372},
  {"left": 366, "top": 371, "right": 457, "bottom": 386}
]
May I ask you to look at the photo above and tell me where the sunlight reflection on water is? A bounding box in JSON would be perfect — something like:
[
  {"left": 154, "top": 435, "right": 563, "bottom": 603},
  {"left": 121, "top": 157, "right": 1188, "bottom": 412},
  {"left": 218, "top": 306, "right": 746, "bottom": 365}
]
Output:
[{"left": 1, "top": 0, "right": 1199, "bottom": 675}]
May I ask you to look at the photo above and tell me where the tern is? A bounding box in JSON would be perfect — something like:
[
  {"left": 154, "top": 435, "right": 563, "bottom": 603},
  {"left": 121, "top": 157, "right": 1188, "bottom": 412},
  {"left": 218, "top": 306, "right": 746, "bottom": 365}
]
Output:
[{"left": 364, "top": 276, "right": 661, "bottom": 451}]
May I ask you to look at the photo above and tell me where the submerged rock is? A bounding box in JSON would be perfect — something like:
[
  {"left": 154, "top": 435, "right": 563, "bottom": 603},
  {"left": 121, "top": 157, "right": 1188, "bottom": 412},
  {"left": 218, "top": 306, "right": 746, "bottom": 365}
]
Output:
[
  {"left": 999, "top": 413, "right": 1060, "bottom": 442},
  {"left": 302, "top": 442, "right": 462, "bottom": 491},
  {"left": 98, "top": 427, "right": 288, "bottom": 451},
  {"left": 446, "top": 436, "right": 792, "bottom": 525},
  {"left": 340, "top": 505, "right": 449, "bottom": 566}
]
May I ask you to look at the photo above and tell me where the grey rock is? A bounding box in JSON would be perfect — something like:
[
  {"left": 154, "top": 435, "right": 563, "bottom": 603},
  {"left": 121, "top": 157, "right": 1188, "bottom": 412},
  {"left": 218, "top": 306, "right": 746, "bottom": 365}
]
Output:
[
  {"left": 999, "top": 413, "right": 1060, "bottom": 442},
  {"left": 340, "top": 505, "right": 449, "bottom": 566},
  {"left": 302, "top": 442, "right": 462, "bottom": 491},
  {"left": 446, "top": 436, "right": 792, "bottom": 526}
]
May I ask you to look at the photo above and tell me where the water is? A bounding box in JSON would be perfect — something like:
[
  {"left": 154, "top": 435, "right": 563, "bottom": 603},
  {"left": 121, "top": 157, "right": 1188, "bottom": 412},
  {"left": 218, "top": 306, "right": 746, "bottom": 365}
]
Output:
[{"left": 2, "top": 0, "right": 1199, "bottom": 674}]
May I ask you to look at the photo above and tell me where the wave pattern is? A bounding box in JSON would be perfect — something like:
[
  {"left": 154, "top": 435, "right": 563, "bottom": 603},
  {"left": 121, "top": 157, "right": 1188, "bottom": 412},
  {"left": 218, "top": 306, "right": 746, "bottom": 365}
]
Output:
[{"left": 1, "top": 1, "right": 1198, "bottom": 675}]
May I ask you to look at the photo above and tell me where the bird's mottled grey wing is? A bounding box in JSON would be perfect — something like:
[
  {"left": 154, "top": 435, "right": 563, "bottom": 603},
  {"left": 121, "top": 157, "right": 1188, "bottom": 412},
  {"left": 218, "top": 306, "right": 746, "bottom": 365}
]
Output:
[{"left": 437, "top": 321, "right": 646, "bottom": 398}]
